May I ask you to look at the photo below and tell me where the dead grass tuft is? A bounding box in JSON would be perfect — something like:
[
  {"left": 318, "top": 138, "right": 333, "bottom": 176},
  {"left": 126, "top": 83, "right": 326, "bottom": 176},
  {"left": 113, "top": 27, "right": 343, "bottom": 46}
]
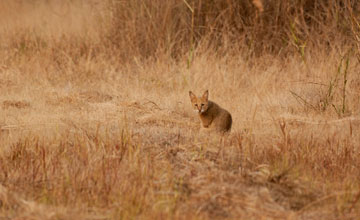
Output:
[{"left": 2, "top": 100, "right": 30, "bottom": 109}]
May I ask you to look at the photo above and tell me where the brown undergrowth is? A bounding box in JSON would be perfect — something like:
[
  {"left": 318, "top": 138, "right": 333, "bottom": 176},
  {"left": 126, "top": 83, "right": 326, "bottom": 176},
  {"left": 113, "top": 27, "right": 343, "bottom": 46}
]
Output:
[{"left": 0, "top": 0, "right": 360, "bottom": 219}]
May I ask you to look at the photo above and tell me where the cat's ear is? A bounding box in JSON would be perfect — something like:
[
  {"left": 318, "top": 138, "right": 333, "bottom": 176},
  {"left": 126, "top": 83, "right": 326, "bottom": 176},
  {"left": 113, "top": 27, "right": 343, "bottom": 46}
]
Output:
[
  {"left": 189, "top": 91, "right": 196, "bottom": 102},
  {"left": 202, "top": 90, "right": 209, "bottom": 101}
]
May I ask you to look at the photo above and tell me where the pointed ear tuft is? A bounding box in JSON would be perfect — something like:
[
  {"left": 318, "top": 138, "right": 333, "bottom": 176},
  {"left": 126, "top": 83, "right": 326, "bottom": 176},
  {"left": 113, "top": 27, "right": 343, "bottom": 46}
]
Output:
[
  {"left": 202, "top": 90, "right": 209, "bottom": 101},
  {"left": 189, "top": 91, "right": 196, "bottom": 102}
]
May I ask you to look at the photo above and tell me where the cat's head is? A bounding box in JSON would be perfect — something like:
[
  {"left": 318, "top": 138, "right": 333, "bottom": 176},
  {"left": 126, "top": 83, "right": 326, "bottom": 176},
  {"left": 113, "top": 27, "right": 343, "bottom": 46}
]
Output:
[{"left": 189, "top": 90, "right": 209, "bottom": 114}]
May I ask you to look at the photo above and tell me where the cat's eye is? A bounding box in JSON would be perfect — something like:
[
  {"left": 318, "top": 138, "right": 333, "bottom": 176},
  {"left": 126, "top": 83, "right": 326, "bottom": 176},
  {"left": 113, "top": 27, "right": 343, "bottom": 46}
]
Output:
[
  {"left": 201, "top": 104, "right": 204, "bottom": 106},
  {"left": 195, "top": 104, "right": 198, "bottom": 106}
]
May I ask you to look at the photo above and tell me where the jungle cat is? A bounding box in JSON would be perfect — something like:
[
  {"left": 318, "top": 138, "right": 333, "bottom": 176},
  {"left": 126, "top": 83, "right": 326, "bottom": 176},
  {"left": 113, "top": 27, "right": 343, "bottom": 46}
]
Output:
[{"left": 189, "top": 90, "right": 232, "bottom": 133}]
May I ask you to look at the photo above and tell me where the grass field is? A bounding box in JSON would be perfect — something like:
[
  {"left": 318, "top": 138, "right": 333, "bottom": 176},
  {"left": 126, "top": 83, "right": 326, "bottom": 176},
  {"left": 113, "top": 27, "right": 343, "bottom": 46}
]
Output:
[{"left": 1, "top": 1, "right": 360, "bottom": 219}]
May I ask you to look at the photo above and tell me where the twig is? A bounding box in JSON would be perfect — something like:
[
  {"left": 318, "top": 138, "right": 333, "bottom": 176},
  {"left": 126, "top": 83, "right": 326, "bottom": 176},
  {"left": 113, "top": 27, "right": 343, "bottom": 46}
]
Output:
[
  {"left": 143, "top": 99, "right": 163, "bottom": 110},
  {"left": 290, "top": 90, "right": 318, "bottom": 111}
]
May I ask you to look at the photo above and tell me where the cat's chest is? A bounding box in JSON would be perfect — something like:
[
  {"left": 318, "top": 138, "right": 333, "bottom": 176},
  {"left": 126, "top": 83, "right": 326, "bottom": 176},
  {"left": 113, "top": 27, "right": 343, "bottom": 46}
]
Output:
[{"left": 199, "top": 114, "right": 213, "bottom": 127}]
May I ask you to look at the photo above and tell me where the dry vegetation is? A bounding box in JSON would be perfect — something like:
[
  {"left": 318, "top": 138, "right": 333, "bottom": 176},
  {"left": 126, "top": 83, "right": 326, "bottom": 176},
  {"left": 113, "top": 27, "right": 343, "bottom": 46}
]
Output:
[{"left": 1, "top": 0, "right": 360, "bottom": 219}]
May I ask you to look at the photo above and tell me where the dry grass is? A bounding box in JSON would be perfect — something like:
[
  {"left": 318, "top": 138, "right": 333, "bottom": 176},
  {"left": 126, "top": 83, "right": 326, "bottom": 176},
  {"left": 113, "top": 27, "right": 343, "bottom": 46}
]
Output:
[{"left": 0, "top": 0, "right": 360, "bottom": 219}]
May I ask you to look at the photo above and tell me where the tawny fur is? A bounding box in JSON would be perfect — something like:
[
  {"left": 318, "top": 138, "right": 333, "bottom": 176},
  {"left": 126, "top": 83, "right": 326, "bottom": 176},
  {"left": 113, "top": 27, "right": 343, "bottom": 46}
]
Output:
[{"left": 189, "top": 90, "right": 232, "bottom": 133}]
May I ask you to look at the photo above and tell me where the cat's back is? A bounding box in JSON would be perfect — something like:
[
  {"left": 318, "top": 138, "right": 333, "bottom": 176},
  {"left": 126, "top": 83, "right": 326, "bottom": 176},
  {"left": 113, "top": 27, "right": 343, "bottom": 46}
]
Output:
[{"left": 208, "top": 100, "right": 232, "bottom": 132}]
